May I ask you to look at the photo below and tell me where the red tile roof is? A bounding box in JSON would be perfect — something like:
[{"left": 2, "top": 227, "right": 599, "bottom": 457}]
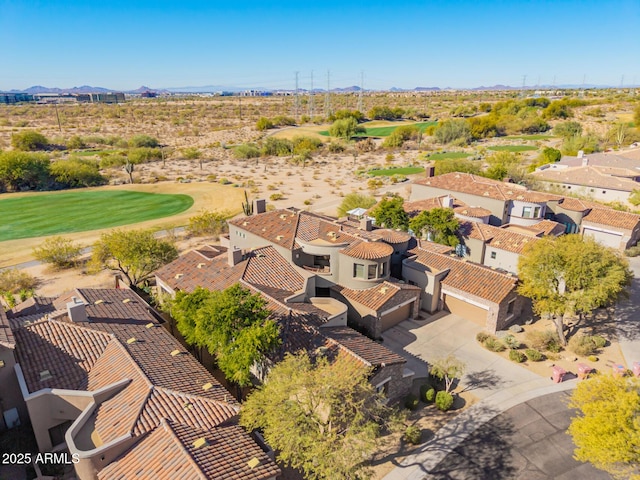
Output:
[
  {"left": 0, "top": 308, "right": 15, "bottom": 349},
  {"left": 340, "top": 240, "right": 394, "bottom": 260},
  {"left": 333, "top": 281, "right": 420, "bottom": 312},
  {"left": 409, "top": 248, "right": 518, "bottom": 304},
  {"left": 460, "top": 222, "right": 540, "bottom": 254},
  {"left": 375, "top": 229, "right": 412, "bottom": 244},
  {"left": 583, "top": 207, "right": 640, "bottom": 231},
  {"left": 323, "top": 326, "right": 406, "bottom": 366},
  {"left": 454, "top": 206, "right": 492, "bottom": 218},
  {"left": 415, "top": 173, "right": 514, "bottom": 201}
]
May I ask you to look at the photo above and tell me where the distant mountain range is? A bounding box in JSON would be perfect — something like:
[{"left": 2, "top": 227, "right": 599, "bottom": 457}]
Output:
[{"left": 3, "top": 83, "right": 636, "bottom": 95}]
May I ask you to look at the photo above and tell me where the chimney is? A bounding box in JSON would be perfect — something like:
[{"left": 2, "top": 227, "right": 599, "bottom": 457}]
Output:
[
  {"left": 228, "top": 247, "right": 243, "bottom": 266},
  {"left": 425, "top": 164, "right": 435, "bottom": 178},
  {"left": 67, "top": 297, "right": 87, "bottom": 323},
  {"left": 253, "top": 199, "right": 266, "bottom": 215},
  {"left": 442, "top": 195, "right": 453, "bottom": 208},
  {"left": 579, "top": 151, "right": 588, "bottom": 167},
  {"left": 359, "top": 217, "right": 372, "bottom": 231}
]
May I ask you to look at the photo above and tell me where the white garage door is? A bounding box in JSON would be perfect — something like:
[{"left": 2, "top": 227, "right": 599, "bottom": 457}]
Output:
[{"left": 583, "top": 228, "right": 622, "bottom": 249}]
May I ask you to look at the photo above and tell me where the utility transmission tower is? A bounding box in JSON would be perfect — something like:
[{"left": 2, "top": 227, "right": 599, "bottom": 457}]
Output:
[
  {"left": 357, "top": 71, "right": 364, "bottom": 112},
  {"left": 324, "top": 70, "right": 331, "bottom": 118},
  {"left": 520, "top": 75, "right": 527, "bottom": 98},
  {"left": 294, "top": 71, "right": 299, "bottom": 121},
  {"left": 309, "top": 70, "right": 315, "bottom": 118}
]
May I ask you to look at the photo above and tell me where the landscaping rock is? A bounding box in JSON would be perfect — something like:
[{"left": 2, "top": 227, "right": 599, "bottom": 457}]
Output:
[
  {"left": 495, "top": 330, "right": 509, "bottom": 338},
  {"left": 509, "top": 324, "right": 524, "bottom": 333}
]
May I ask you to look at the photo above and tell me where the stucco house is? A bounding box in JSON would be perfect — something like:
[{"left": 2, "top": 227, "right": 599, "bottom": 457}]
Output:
[
  {"left": 402, "top": 241, "right": 523, "bottom": 332},
  {"left": 154, "top": 244, "right": 414, "bottom": 401},
  {"left": 3, "top": 288, "right": 280, "bottom": 480}
]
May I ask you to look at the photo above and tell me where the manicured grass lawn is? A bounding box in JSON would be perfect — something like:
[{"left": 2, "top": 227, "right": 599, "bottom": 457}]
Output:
[
  {"left": 503, "top": 135, "right": 555, "bottom": 141},
  {"left": 427, "top": 152, "right": 471, "bottom": 160},
  {"left": 319, "top": 121, "right": 437, "bottom": 137},
  {"left": 488, "top": 145, "right": 538, "bottom": 152},
  {"left": 0, "top": 190, "right": 194, "bottom": 241},
  {"left": 368, "top": 166, "right": 425, "bottom": 176}
]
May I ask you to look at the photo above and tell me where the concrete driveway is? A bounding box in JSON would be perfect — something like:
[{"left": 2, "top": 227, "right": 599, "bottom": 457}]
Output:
[
  {"left": 616, "top": 256, "right": 640, "bottom": 368},
  {"left": 381, "top": 313, "right": 542, "bottom": 400}
]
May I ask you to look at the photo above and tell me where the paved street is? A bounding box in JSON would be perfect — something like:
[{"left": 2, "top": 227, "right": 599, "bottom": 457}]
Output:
[{"left": 616, "top": 256, "right": 640, "bottom": 368}]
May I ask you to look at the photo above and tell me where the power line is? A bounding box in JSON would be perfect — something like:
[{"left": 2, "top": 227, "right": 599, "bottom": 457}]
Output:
[
  {"left": 294, "top": 71, "right": 299, "bottom": 121},
  {"left": 324, "top": 70, "right": 331, "bottom": 118},
  {"left": 309, "top": 70, "right": 314, "bottom": 118}
]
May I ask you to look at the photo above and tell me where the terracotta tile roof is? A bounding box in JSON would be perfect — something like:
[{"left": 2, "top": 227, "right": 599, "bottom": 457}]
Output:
[
  {"left": 155, "top": 251, "right": 244, "bottom": 293},
  {"left": 0, "top": 308, "right": 15, "bottom": 349},
  {"left": 323, "top": 326, "right": 406, "bottom": 366},
  {"left": 97, "top": 420, "right": 205, "bottom": 480},
  {"left": 5, "top": 296, "right": 56, "bottom": 319},
  {"left": 340, "top": 240, "right": 394, "bottom": 260},
  {"left": 193, "top": 244, "right": 227, "bottom": 260},
  {"left": 414, "top": 239, "right": 454, "bottom": 254},
  {"left": 229, "top": 208, "right": 300, "bottom": 249},
  {"left": 583, "top": 207, "right": 640, "bottom": 231},
  {"left": 507, "top": 190, "right": 557, "bottom": 203},
  {"left": 241, "top": 246, "right": 306, "bottom": 293},
  {"left": 533, "top": 165, "right": 640, "bottom": 192},
  {"left": 520, "top": 219, "right": 566, "bottom": 236},
  {"left": 172, "top": 422, "right": 280, "bottom": 480},
  {"left": 459, "top": 222, "right": 540, "bottom": 254},
  {"left": 414, "top": 173, "right": 514, "bottom": 201},
  {"left": 409, "top": 249, "right": 518, "bottom": 304},
  {"left": 14, "top": 320, "right": 113, "bottom": 393},
  {"left": 454, "top": 206, "right": 492, "bottom": 218},
  {"left": 333, "top": 281, "right": 420, "bottom": 312},
  {"left": 402, "top": 196, "right": 465, "bottom": 217},
  {"left": 556, "top": 196, "right": 592, "bottom": 212},
  {"left": 374, "top": 229, "right": 412, "bottom": 244}
]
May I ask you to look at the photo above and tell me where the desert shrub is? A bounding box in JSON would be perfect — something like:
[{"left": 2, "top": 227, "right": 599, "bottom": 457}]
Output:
[
  {"left": 524, "top": 349, "right": 544, "bottom": 362},
  {"left": 476, "top": 331, "right": 490, "bottom": 343},
  {"left": 587, "top": 355, "right": 599, "bottom": 362},
  {"left": 233, "top": 143, "right": 260, "bottom": 160},
  {"left": 292, "top": 136, "right": 322, "bottom": 154},
  {"left": 503, "top": 335, "right": 520, "bottom": 349},
  {"left": 435, "top": 391, "right": 454, "bottom": 412},
  {"left": 11, "top": 130, "right": 49, "bottom": 151},
  {"left": 419, "top": 384, "right": 435, "bottom": 403},
  {"left": 256, "top": 117, "right": 274, "bottom": 131},
  {"left": 525, "top": 329, "right": 561, "bottom": 352},
  {"left": 128, "top": 134, "right": 158, "bottom": 148},
  {"left": 509, "top": 349, "right": 526, "bottom": 363},
  {"left": 272, "top": 115, "right": 296, "bottom": 126},
  {"left": 624, "top": 245, "right": 640, "bottom": 257},
  {"left": 0, "top": 269, "right": 38, "bottom": 293},
  {"left": 66, "top": 135, "right": 86, "bottom": 150},
  {"left": 99, "top": 154, "right": 128, "bottom": 168},
  {"left": 269, "top": 193, "right": 284, "bottom": 201},
  {"left": 127, "top": 147, "right": 161, "bottom": 164},
  {"left": 483, "top": 336, "right": 506, "bottom": 352},
  {"left": 33, "top": 236, "right": 83, "bottom": 269},
  {"left": 404, "top": 394, "right": 419, "bottom": 410},
  {"left": 382, "top": 131, "right": 405, "bottom": 148},
  {"left": 569, "top": 334, "right": 607, "bottom": 356},
  {"left": 327, "top": 142, "right": 345, "bottom": 153},
  {"left": 186, "top": 210, "right": 230, "bottom": 237},
  {"left": 50, "top": 158, "right": 106, "bottom": 188},
  {"left": 403, "top": 425, "right": 422, "bottom": 445},
  {"left": 261, "top": 137, "right": 293, "bottom": 157},
  {"left": 425, "top": 387, "right": 436, "bottom": 403}
]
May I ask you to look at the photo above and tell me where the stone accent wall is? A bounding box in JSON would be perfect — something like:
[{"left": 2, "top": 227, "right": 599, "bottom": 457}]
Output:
[{"left": 370, "top": 363, "right": 411, "bottom": 402}]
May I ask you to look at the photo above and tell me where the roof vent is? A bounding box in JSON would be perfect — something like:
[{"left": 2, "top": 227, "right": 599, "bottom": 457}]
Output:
[
  {"left": 197, "top": 263, "right": 206, "bottom": 269},
  {"left": 202, "top": 382, "right": 213, "bottom": 391},
  {"left": 183, "top": 402, "right": 193, "bottom": 410},
  {"left": 122, "top": 298, "right": 131, "bottom": 304},
  {"left": 280, "top": 214, "right": 287, "bottom": 220},
  {"left": 145, "top": 322, "right": 155, "bottom": 329},
  {"left": 94, "top": 299, "right": 104, "bottom": 305},
  {"left": 170, "top": 349, "right": 182, "bottom": 356},
  {"left": 247, "top": 457, "right": 261, "bottom": 469},
  {"left": 0, "top": 360, "right": 5, "bottom": 368},
  {"left": 40, "top": 370, "right": 52, "bottom": 381},
  {"left": 379, "top": 287, "right": 388, "bottom": 294},
  {"left": 126, "top": 337, "right": 137, "bottom": 344},
  {"left": 174, "top": 273, "right": 183, "bottom": 279},
  {"left": 276, "top": 235, "right": 284, "bottom": 240},
  {"left": 193, "top": 438, "right": 209, "bottom": 449}
]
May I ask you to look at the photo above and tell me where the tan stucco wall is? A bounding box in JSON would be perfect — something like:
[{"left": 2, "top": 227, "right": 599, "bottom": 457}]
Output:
[
  {"left": 482, "top": 248, "right": 521, "bottom": 274},
  {"left": 0, "top": 348, "right": 27, "bottom": 430}
]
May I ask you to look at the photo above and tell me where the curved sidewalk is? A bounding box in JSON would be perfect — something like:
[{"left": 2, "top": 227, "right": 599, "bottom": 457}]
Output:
[{"left": 383, "top": 377, "right": 577, "bottom": 480}]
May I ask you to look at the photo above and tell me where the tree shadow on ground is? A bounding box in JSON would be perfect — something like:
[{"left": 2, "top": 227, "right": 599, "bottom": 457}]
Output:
[{"left": 460, "top": 369, "right": 505, "bottom": 393}]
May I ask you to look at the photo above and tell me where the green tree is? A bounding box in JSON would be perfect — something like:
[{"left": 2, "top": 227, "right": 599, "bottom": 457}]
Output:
[
  {"left": 433, "top": 158, "right": 481, "bottom": 176},
  {"left": 568, "top": 374, "right": 640, "bottom": 480},
  {"left": 409, "top": 208, "right": 460, "bottom": 246},
  {"left": 629, "top": 189, "right": 640, "bottom": 206},
  {"left": 127, "top": 147, "right": 162, "bottom": 164},
  {"left": 256, "top": 117, "right": 274, "bottom": 131},
  {"left": 233, "top": 143, "right": 261, "bottom": 159},
  {"left": 542, "top": 100, "right": 572, "bottom": 119},
  {"left": 430, "top": 355, "right": 465, "bottom": 393},
  {"left": 529, "top": 147, "right": 562, "bottom": 172},
  {"left": 33, "top": 236, "right": 83, "bottom": 269},
  {"left": 11, "top": 130, "right": 49, "bottom": 151},
  {"left": 186, "top": 209, "right": 230, "bottom": 237},
  {"left": 483, "top": 151, "right": 521, "bottom": 181},
  {"left": 328, "top": 117, "right": 365, "bottom": 139},
  {"left": 608, "top": 122, "right": 631, "bottom": 148},
  {"left": 554, "top": 121, "right": 583, "bottom": 139},
  {"left": 0, "top": 151, "right": 51, "bottom": 191},
  {"left": 337, "top": 193, "right": 377, "bottom": 217},
  {"left": 50, "top": 158, "right": 106, "bottom": 188},
  {"left": 329, "top": 109, "right": 364, "bottom": 122},
  {"left": 561, "top": 134, "right": 601, "bottom": 156},
  {"left": 634, "top": 105, "right": 640, "bottom": 127},
  {"left": 182, "top": 147, "right": 202, "bottom": 160},
  {"left": 91, "top": 228, "right": 178, "bottom": 286},
  {"left": 517, "top": 235, "right": 631, "bottom": 345},
  {"left": 241, "top": 352, "right": 394, "bottom": 480},
  {"left": 434, "top": 119, "right": 472, "bottom": 145},
  {"left": 128, "top": 134, "right": 159, "bottom": 148},
  {"left": 261, "top": 137, "right": 293, "bottom": 156},
  {"left": 172, "top": 284, "right": 280, "bottom": 387},
  {"left": 370, "top": 196, "right": 409, "bottom": 230},
  {"left": 66, "top": 135, "right": 86, "bottom": 150}
]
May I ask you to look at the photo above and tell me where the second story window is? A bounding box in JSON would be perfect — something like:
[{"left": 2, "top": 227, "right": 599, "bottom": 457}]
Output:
[
  {"left": 368, "top": 264, "right": 377, "bottom": 280},
  {"left": 354, "top": 263, "right": 365, "bottom": 279}
]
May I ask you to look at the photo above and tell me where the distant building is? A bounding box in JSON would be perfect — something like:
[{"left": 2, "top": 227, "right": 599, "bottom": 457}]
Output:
[
  {"left": 140, "top": 90, "right": 157, "bottom": 98},
  {"left": 0, "top": 93, "right": 34, "bottom": 104}
]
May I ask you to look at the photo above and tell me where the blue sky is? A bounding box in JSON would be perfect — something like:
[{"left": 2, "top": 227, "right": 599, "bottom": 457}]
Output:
[{"left": 1, "top": 0, "right": 639, "bottom": 90}]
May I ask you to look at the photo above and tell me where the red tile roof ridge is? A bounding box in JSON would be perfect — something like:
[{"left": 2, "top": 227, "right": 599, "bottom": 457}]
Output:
[
  {"left": 326, "top": 338, "right": 372, "bottom": 367},
  {"left": 158, "top": 419, "right": 208, "bottom": 479},
  {"left": 153, "top": 386, "right": 240, "bottom": 415}
]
